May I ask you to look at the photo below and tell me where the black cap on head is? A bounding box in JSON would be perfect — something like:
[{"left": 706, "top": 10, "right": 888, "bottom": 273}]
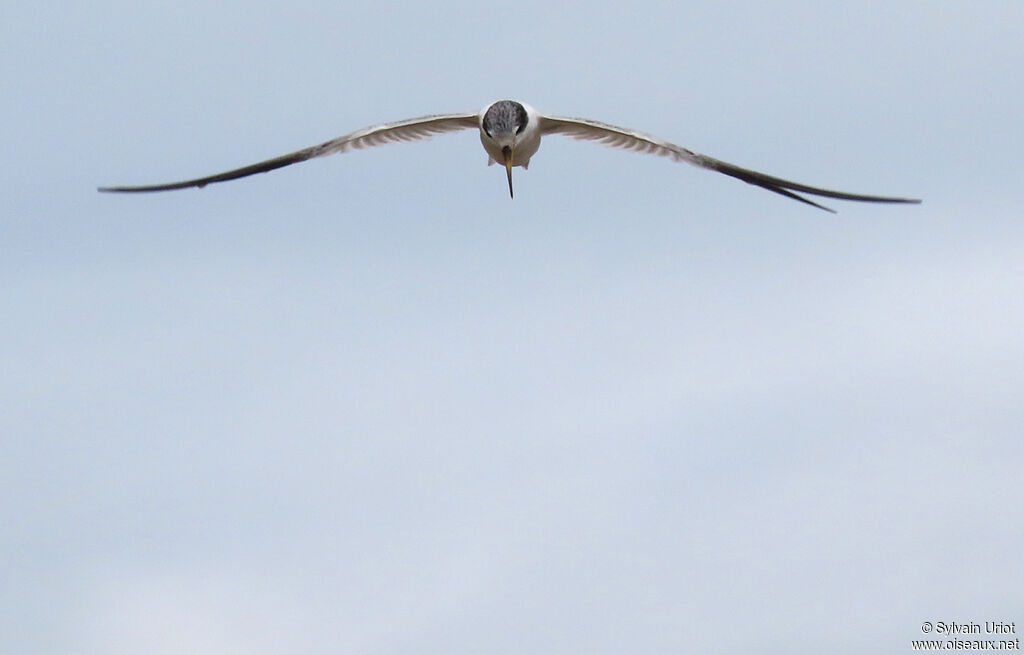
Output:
[{"left": 482, "top": 100, "right": 529, "bottom": 138}]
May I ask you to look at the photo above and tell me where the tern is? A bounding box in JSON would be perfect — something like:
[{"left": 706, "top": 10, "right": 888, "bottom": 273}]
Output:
[{"left": 99, "top": 99, "right": 920, "bottom": 212}]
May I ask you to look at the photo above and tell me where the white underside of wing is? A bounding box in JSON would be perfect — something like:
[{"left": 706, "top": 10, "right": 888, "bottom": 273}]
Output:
[
  {"left": 538, "top": 115, "right": 706, "bottom": 167},
  {"left": 315, "top": 113, "right": 480, "bottom": 157},
  {"left": 536, "top": 113, "right": 920, "bottom": 211},
  {"left": 99, "top": 113, "right": 480, "bottom": 192}
]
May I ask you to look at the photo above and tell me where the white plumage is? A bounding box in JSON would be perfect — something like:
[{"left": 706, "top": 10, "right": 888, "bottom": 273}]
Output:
[{"left": 100, "top": 99, "right": 920, "bottom": 212}]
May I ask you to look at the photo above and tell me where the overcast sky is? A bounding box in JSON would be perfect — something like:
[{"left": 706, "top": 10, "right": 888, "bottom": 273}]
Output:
[{"left": 3, "top": 2, "right": 1023, "bottom": 654}]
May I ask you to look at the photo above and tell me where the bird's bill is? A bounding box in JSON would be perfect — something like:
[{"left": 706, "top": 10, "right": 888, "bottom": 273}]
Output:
[{"left": 502, "top": 145, "right": 514, "bottom": 198}]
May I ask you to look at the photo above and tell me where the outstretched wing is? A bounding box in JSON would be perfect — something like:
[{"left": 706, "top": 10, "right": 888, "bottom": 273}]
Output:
[
  {"left": 539, "top": 115, "right": 920, "bottom": 212},
  {"left": 98, "top": 113, "right": 480, "bottom": 193}
]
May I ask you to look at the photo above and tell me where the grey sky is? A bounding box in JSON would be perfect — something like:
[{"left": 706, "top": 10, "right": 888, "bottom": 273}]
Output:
[{"left": 3, "top": 2, "right": 1023, "bottom": 654}]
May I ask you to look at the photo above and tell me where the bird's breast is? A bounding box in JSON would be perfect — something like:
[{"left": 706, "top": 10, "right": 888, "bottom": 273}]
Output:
[{"left": 479, "top": 129, "right": 541, "bottom": 168}]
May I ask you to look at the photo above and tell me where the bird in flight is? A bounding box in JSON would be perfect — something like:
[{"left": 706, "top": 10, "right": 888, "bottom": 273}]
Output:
[{"left": 99, "top": 99, "right": 920, "bottom": 212}]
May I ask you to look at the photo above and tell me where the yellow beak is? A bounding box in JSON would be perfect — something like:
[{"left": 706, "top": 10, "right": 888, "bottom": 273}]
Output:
[{"left": 502, "top": 145, "right": 514, "bottom": 199}]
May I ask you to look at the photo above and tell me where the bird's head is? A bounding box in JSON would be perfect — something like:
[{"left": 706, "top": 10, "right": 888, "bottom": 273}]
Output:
[{"left": 482, "top": 100, "right": 530, "bottom": 198}]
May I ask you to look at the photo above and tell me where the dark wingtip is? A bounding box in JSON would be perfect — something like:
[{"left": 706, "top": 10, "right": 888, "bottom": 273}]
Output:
[
  {"left": 97, "top": 186, "right": 152, "bottom": 193},
  {"left": 97, "top": 186, "right": 148, "bottom": 193},
  {"left": 96, "top": 182, "right": 204, "bottom": 193}
]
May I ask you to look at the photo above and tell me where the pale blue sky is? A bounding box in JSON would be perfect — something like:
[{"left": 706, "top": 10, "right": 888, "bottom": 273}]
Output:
[{"left": 3, "top": 2, "right": 1023, "bottom": 654}]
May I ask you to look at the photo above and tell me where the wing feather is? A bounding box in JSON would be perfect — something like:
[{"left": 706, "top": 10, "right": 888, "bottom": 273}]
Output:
[
  {"left": 98, "top": 113, "right": 479, "bottom": 193},
  {"left": 540, "top": 115, "right": 920, "bottom": 212}
]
